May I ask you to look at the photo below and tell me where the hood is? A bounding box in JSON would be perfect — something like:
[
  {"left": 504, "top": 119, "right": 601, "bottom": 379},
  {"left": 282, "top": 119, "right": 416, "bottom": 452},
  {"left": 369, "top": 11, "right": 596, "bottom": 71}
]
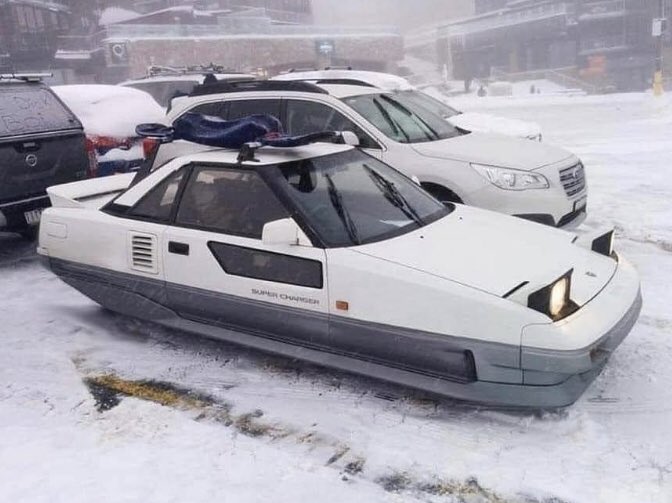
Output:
[
  {"left": 448, "top": 112, "right": 541, "bottom": 139},
  {"left": 353, "top": 205, "right": 616, "bottom": 308},
  {"left": 411, "top": 131, "right": 575, "bottom": 171}
]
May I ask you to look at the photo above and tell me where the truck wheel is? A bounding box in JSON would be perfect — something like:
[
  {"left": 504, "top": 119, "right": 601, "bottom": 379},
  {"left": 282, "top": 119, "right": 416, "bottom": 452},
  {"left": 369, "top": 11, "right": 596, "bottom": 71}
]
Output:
[{"left": 421, "top": 183, "right": 463, "bottom": 205}]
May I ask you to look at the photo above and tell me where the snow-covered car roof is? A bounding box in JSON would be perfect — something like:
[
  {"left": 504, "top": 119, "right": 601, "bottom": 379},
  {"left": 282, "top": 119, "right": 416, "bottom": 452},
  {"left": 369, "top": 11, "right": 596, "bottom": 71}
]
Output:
[
  {"left": 52, "top": 84, "right": 166, "bottom": 138},
  {"left": 273, "top": 70, "right": 415, "bottom": 92}
]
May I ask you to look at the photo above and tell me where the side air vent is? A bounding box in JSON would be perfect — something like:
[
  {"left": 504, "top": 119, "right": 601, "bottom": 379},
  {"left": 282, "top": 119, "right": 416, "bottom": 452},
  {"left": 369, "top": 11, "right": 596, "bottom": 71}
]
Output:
[{"left": 128, "top": 232, "right": 158, "bottom": 274}]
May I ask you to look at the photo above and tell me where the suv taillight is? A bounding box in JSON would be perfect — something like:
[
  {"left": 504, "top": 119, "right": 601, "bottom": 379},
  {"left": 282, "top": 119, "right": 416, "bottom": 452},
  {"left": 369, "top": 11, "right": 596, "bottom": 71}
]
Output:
[
  {"left": 84, "top": 137, "right": 98, "bottom": 178},
  {"left": 142, "top": 137, "right": 159, "bottom": 159}
]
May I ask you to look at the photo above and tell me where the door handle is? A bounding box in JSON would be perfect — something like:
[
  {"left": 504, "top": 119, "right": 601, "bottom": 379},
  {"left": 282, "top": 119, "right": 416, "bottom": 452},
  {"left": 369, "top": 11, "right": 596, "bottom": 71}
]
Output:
[{"left": 168, "top": 241, "right": 190, "bottom": 256}]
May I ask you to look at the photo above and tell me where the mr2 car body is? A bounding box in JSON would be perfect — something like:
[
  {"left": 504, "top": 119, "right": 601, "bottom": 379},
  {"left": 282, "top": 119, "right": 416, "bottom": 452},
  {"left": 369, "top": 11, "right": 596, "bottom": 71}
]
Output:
[{"left": 37, "top": 144, "right": 641, "bottom": 408}]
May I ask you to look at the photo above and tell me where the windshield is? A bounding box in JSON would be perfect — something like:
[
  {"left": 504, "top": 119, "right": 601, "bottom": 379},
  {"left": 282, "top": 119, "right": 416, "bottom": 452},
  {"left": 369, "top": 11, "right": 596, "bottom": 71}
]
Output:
[
  {"left": 343, "top": 92, "right": 460, "bottom": 144},
  {"left": 397, "top": 90, "right": 461, "bottom": 119},
  {"left": 0, "top": 84, "right": 79, "bottom": 136},
  {"left": 272, "top": 149, "right": 450, "bottom": 247}
]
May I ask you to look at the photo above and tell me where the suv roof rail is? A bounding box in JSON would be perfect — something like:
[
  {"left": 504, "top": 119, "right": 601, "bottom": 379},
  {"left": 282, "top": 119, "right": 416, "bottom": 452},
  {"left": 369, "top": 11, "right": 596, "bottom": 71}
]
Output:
[
  {"left": 324, "top": 66, "right": 353, "bottom": 71},
  {"left": 189, "top": 80, "right": 329, "bottom": 97},
  {"left": 147, "top": 64, "right": 244, "bottom": 77},
  {"left": 308, "top": 78, "right": 376, "bottom": 88},
  {"left": 286, "top": 67, "right": 318, "bottom": 73},
  {"left": 0, "top": 73, "right": 52, "bottom": 82}
]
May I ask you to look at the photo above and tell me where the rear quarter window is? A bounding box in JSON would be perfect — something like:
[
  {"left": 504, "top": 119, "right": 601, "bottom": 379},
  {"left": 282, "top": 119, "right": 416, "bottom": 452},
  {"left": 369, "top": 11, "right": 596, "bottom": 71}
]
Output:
[{"left": 0, "top": 84, "right": 80, "bottom": 137}]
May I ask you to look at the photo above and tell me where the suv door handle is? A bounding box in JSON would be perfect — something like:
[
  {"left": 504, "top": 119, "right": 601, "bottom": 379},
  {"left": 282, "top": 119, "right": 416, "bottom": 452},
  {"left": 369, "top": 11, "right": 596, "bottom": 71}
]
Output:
[{"left": 168, "top": 241, "right": 190, "bottom": 256}]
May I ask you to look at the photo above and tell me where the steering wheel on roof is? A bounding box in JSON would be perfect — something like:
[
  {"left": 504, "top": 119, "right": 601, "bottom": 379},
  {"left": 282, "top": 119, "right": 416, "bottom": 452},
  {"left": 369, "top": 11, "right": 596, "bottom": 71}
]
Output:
[{"left": 135, "top": 123, "right": 175, "bottom": 144}]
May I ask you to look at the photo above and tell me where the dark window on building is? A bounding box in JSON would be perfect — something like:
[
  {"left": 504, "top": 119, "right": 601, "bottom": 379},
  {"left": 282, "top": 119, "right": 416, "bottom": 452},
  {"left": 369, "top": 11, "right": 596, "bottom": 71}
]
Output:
[
  {"left": 208, "top": 242, "right": 323, "bottom": 288},
  {"left": 227, "top": 99, "right": 282, "bottom": 122},
  {"left": 285, "top": 100, "right": 380, "bottom": 149},
  {"left": 130, "top": 170, "right": 185, "bottom": 221},
  {"left": 175, "top": 166, "right": 288, "bottom": 238}
]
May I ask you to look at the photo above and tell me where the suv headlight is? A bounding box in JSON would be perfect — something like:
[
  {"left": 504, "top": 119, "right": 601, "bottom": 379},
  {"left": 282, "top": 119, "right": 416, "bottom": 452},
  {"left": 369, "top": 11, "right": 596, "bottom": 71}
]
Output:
[
  {"left": 528, "top": 270, "right": 578, "bottom": 321},
  {"left": 471, "top": 163, "right": 550, "bottom": 191}
]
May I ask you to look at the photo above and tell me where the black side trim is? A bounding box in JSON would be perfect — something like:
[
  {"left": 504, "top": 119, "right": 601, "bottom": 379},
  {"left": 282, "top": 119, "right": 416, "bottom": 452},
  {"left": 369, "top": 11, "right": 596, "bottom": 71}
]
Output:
[
  {"left": 207, "top": 241, "right": 324, "bottom": 289},
  {"left": 168, "top": 241, "right": 190, "bottom": 255}
]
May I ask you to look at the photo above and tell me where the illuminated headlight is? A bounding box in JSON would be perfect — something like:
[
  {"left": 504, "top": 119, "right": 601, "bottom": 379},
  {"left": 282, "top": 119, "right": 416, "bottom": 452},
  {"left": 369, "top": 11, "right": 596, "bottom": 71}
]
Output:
[
  {"left": 592, "top": 230, "right": 614, "bottom": 257},
  {"left": 549, "top": 278, "right": 569, "bottom": 318},
  {"left": 471, "top": 163, "right": 550, "bottom": 190},
  {"left": 528, "top": 270, "right": 577, "bottom": 321}
]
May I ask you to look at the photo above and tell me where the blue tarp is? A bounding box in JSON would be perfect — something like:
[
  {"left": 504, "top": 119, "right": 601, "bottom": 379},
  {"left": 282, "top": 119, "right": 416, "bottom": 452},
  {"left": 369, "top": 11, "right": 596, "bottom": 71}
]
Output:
[{"left": 136, "top": 113, "right": 340, "bottom": 150}]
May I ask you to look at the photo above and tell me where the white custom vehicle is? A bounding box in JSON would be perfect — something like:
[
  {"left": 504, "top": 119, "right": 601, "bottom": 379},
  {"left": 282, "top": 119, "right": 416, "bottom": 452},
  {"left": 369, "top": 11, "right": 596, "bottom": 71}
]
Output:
[
  {"left": 38, "top": 139, "right": 641, "bottom": 408},
  {"left": 273, "top": 69, "right": 543, "bottom": 142},
  {"left": 158, "top": 80, "right": 587, "bottom": 229}
]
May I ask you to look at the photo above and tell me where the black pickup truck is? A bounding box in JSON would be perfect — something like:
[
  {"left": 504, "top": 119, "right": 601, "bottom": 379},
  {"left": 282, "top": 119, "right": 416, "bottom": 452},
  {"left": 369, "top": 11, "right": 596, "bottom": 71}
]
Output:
[{"left": 0, "top": 75, "right": 89, "bottom": 237}]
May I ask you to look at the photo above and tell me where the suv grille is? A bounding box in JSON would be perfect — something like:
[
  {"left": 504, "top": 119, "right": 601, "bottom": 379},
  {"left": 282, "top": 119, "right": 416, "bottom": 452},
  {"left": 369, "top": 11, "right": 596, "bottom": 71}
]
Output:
[{"left": 559, "top": 163, "right": 586, "bottom": 197}]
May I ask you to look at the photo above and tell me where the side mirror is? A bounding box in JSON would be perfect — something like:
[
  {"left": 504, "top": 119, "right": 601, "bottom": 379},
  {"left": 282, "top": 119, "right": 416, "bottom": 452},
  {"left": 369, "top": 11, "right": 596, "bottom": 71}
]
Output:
[
  {"left": 411, "top": 175, "right": 421, "bottom": 186},
  {"left": 340, "top": 131, "right": 360, "bottom": 147},
  {"left": 262, "top": 218, "right": 300, "bottom": 246}
]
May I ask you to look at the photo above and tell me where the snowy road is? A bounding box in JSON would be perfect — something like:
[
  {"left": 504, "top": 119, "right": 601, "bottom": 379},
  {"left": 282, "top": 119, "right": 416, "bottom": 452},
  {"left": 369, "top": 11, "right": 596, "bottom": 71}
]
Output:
[{"left": 1, "top": 93, "right": 671, "bottom": 503}]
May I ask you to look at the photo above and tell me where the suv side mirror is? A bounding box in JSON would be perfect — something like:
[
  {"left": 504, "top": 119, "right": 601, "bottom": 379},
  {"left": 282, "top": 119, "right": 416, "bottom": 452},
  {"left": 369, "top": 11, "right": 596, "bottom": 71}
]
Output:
[
  {"left": 262, "top": 218, "right": 301, "bottom": 246},
  {"left": 340, "top": 131, "right": 360, "bottom": 147}
]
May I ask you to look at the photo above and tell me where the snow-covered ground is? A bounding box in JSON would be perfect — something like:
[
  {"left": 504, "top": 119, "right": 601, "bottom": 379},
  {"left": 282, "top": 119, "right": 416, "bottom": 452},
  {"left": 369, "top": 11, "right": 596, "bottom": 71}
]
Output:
[{"left": 1, "top": 93, "right": 672, "bottom": 503}]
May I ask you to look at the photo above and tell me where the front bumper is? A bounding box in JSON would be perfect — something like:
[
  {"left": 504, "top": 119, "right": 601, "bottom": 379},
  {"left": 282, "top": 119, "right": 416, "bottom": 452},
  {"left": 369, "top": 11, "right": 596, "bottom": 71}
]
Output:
[
  {"left": 465, "top": 182, "right": 587, "bottom": 229},
  {"left": 512, "top": 256, "right": 642, "bottom": 404}
]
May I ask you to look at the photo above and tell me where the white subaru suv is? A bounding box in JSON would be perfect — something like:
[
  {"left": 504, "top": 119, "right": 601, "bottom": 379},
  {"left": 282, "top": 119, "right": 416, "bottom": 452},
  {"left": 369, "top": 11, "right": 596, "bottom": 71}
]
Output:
[{"left": 159, "top": 80, "right": 588, "bottom": 228}]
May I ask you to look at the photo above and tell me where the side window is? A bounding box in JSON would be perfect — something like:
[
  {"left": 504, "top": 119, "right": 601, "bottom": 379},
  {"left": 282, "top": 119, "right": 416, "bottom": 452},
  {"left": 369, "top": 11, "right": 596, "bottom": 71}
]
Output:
[
  {"left": 130, "top": 170, "right": 185, "bottom": 221},
  {"left": 227, "top": 99, "right": 282, "bottom": 121},
  {"left": 285, "top": 100, "right": 380, "bottom": 149},
  {"left": 188, "top": 101, "right": 224, "bottom": 118},
  {"left": 208, "top": 242, "right": 323, "bottom": 289},
  {"left": 175, "top": 166, "right": 288, "bottom": 238}
]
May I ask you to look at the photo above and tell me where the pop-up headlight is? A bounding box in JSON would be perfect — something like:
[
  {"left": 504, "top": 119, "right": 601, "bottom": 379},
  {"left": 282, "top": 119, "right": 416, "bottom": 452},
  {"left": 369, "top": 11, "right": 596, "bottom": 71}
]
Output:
[
  {"left": 528, "top": 270, "right": 578, "bottom": 321},
  {"left": 592, "top": 230, "right": 614, "bottom": 258}
]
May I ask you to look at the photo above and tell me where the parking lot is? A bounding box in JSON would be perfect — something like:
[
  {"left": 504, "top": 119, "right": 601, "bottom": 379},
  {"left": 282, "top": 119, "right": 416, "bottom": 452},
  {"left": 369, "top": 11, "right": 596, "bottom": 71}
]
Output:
[{"left": 1, "top": 92, "right": 671, "bottom": 502}]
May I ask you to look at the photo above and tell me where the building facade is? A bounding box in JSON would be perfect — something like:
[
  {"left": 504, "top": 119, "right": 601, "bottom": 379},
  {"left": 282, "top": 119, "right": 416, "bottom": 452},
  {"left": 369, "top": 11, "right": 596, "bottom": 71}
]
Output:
[{"left": 439, "top": 0, "right": 671, "bottom": 91}]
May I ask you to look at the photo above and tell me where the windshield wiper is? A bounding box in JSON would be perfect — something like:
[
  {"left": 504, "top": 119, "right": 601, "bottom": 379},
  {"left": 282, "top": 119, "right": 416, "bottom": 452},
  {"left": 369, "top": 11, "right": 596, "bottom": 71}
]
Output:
[
  {"left": 363, "top": 165, "right": 424, "bottom": 227},
  {"left": 372, "top": 97, "right": 410, "bottom": 143},
  {"left": 324, "top": 173, "right": 360, "bottom": 245}
]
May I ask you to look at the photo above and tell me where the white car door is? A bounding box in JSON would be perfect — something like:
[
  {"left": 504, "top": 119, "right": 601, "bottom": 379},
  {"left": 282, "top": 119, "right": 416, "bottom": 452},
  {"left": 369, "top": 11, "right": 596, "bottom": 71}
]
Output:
[{"left": 162, "top": 162, "right": 330, "bottom": 347}]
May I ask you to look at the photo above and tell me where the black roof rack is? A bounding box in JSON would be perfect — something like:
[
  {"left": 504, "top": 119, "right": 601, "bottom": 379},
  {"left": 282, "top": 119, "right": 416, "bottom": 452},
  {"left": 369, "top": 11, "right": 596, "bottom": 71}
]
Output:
[
  {"left": 189, "top": 80, "right": 329, "bottom": 97},
  {"left": 0, "top": 73, "right": 51, "bottom": 82},
  {"left": 147, "top": 64, "right": 245, "bottom": 77}
]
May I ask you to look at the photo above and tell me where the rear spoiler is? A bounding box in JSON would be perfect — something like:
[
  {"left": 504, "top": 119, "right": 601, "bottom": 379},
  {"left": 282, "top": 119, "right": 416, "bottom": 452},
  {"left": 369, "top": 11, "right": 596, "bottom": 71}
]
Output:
[{"left": 47, "top": 173, "right": 135, "bottom": 209}]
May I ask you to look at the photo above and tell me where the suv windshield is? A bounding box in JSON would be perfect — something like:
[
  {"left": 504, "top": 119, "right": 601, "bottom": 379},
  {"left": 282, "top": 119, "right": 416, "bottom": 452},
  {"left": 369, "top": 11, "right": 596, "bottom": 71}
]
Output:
[
  {"left": 396, "top": 90, "right": 461, "bottom": 119},
  {"left": 272, "top": 149, "right": 451, "bottom": 247},
  {"left": 343, "top": 92, "right": 460, "bottom": 144}
]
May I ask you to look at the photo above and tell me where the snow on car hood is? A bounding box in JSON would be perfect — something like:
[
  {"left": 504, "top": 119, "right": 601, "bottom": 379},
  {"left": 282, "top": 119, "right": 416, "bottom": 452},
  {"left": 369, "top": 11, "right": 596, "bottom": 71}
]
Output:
[
  {"left": 448, "top": 112, "right": 541, "bottom": 140},
  {"left": 411, "top": 131, "right": 575, "bottom": 171},
  {"left": 353, "top": 205, "right": 616, "bottom": 307}
]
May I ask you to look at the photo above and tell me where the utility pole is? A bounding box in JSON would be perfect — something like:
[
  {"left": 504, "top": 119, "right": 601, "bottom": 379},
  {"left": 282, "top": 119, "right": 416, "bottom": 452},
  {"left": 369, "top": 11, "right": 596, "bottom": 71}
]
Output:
[{"left": 653, "top": 0, "right": 666, "bottom": 96}]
